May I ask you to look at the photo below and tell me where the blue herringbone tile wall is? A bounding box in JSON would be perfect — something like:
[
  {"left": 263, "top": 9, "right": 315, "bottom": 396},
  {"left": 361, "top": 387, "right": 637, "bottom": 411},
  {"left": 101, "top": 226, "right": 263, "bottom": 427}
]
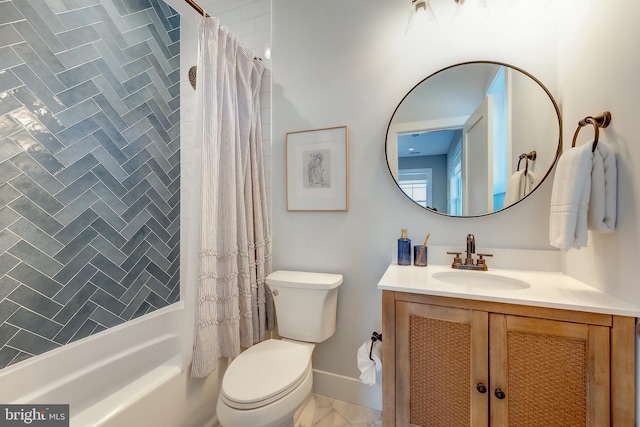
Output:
[{"left": 0, "top": 0, "right": 180, "bottom": 369}]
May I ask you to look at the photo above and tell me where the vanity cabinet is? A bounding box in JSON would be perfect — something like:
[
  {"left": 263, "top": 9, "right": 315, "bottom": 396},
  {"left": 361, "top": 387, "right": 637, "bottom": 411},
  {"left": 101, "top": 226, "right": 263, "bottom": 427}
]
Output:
[{"left": 382, "top": 291, "right": 635, "bottom": 426}]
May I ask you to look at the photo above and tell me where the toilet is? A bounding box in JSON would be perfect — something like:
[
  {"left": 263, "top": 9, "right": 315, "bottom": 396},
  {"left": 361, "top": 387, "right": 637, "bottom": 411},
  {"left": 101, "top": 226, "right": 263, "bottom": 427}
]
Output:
[{"left": 216, "top": 270, "right": 343, "bottom": 427}]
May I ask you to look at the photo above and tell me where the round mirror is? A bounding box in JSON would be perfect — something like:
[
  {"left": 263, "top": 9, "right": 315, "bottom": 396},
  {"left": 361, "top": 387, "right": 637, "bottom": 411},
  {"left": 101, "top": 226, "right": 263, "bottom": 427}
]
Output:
[{"left": 385, "top": 61, "right": 562, "bottom": 217}]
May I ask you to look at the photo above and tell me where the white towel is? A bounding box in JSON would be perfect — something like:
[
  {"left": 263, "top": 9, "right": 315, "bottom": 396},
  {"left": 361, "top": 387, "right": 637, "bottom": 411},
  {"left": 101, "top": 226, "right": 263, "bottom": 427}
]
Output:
[
  {"left": 356, "top": 340, "right": 382, "bottom": 386},
  {"left": 504, "top": 169, "right": 537, "bottom": 206},
  {"left": 549, "top": 143, "right": 593, "bottom": 250},
  {"left": 588, "top": 142, "right": 617, "bottom": 232}
]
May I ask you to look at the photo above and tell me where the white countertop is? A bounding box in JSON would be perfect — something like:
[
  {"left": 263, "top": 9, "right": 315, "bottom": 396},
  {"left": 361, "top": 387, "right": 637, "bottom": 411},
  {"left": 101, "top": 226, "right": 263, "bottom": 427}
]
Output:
[{"left": 378, "top": 263, "right": 640, "bottom": 317}]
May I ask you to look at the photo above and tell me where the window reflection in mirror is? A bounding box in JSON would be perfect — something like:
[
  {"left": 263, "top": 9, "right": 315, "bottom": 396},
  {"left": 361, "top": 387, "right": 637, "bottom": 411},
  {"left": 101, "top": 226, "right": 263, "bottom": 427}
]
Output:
[{"left": 398, "top": 167, "right": 433, "bottom": 209}]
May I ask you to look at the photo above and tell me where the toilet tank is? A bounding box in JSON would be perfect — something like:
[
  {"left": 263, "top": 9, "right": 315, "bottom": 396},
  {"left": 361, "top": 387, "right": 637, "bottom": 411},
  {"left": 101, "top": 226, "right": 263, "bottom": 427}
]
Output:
[{"left": 266, "top": 270, "right": 343, "bottom": 343}]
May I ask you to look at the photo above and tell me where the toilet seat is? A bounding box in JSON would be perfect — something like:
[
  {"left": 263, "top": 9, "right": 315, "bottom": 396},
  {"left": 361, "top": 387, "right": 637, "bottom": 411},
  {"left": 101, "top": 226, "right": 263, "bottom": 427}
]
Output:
[{"left": 221, "top": 339, "right": 311, "bottom": 410}]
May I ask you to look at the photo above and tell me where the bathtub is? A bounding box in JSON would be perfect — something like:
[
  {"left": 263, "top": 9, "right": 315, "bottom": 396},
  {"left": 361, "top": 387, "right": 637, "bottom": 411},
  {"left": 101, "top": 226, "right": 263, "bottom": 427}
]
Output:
[{"left": 0, "top": 303, "right": 221, "bottom": 427}]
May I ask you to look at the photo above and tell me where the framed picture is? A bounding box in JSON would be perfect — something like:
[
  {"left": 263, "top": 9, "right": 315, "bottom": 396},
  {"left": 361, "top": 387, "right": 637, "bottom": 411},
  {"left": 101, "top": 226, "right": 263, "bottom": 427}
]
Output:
[{"left": 286, "top": 126, "right": 348, "bottom": 211}]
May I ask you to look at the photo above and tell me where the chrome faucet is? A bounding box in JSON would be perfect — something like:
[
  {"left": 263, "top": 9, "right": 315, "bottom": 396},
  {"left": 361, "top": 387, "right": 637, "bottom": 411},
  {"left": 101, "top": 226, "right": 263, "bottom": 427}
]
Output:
[{"left": 447, "top": 234, "right": 493, "bottom": 271}]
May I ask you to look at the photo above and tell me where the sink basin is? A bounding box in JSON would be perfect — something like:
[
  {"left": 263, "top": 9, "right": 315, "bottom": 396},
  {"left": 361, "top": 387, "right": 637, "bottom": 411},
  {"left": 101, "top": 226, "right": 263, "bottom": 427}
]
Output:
[{"left": 432, "top": 271, "right": 531, "bottom": 290}]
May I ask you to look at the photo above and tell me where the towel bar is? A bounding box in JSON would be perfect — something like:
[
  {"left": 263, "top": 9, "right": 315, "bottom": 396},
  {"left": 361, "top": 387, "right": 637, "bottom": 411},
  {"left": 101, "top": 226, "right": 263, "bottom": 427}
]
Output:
[{"left": 571, "top": 111, "right": 612, "bottom": 152}]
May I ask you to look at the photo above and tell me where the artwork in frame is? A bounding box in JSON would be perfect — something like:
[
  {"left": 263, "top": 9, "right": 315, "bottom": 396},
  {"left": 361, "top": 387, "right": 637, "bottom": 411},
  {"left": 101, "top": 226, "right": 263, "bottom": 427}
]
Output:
[{"left": 286, "top": 126, "right": 349, "bottom": 211}]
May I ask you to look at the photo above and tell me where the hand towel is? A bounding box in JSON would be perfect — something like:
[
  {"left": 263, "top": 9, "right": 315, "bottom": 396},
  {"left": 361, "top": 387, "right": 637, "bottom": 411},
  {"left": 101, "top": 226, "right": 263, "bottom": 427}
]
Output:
[
  {"left": 504, "top": 170, "right": 525, "bottom": 206},
  {"left": 504, "top": 169, "right": 537, "bottom": 206},
  {"left": 522, "top": 169, "right": 537, "bottom": 198},
  {"left": 588, "top": 142, "right": 617, "bottom": 232},
  {"left": 549, "top": 143, "right": 593, "bottom": 250},
  {"left": 356, "top": 340, "right": 382, "bottom": 386}
]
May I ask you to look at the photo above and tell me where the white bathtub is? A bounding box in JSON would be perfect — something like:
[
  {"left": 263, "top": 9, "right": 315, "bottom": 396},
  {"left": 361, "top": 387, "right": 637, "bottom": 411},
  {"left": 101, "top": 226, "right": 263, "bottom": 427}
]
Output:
[{"left": 0, "top": 303, "right": 221, "bottom": 427}]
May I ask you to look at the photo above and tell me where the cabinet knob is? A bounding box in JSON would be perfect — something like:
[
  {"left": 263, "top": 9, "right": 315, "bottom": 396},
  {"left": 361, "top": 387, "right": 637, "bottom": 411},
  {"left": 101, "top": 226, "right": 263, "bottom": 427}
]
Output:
[
  {"left": 476, "top": 383, "right": 487, "bottom": 394},
  {"left": 494, "top": 388, "right": 506, "bottom": 399}
]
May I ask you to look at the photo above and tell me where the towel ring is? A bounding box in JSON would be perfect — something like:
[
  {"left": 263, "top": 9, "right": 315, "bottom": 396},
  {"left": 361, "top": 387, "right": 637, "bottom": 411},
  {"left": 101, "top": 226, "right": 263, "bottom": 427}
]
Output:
[
  {"left": 517, "top": 151, "right": 537, "bottom": 176},
  {"left": 571, "top": 111, "right": 612, "bottom": 152},
  {"left": 517, "top": 156, "right": 528, "bottom": 176}
]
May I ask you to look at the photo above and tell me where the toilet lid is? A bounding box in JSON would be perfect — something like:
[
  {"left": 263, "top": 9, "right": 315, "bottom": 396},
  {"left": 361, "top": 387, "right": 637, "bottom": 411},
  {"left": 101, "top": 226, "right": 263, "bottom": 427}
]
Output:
[{"left": 222, "top": 339, "right": 311, "bottom": 409}]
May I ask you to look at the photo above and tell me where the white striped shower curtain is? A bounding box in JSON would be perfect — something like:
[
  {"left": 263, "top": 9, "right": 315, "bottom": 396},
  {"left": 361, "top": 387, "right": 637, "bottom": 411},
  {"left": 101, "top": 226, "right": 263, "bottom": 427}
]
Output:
[{"left": 191, "top": 16, "right": 273, "bottom": 378}]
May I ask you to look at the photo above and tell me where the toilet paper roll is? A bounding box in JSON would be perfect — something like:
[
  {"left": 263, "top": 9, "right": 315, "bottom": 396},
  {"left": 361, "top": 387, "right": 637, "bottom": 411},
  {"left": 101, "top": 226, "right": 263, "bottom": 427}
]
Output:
[{"left": 357, "top": 340, "right": 382, "bottom": 386}]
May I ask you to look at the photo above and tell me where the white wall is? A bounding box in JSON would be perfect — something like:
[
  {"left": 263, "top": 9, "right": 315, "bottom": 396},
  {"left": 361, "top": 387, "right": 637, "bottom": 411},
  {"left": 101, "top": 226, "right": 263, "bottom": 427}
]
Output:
[
  {"left": 557, "top": 0, "right": 640, "bottom": 412},
  {"left": 272, "top": 0, "right": 560, "bottom": 406},
  {"left": 558, "top": 0, "right": 640, "bottom": 302}
]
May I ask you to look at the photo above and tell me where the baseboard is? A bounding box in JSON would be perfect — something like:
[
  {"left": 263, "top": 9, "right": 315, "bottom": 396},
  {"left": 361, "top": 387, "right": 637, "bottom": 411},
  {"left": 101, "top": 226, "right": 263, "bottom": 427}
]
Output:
[{"left": 312, "top": 369, "right": 382, "bottom": 411}]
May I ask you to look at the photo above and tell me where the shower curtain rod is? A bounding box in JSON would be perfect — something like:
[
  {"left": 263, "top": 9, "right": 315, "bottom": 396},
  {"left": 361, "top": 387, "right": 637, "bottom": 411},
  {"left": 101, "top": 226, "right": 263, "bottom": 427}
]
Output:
[
  {"left": 183, "top": 0, "right": 263, "bottom": 61},
  {"left": 184, "top": 0, "right": 208, "bottom": 17}
]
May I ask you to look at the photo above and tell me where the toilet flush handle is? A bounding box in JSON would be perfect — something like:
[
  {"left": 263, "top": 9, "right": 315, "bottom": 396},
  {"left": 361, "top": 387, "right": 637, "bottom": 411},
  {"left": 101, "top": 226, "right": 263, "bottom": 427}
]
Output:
[{"left": 271, "top": 289, "right": 279, "bottom": 296}]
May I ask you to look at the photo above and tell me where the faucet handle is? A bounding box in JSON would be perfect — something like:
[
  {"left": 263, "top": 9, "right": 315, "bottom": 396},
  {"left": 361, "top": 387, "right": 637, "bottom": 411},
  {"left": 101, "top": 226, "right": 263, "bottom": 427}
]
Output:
[
  {"left": 476, "top": 254, "right": 493, "bottom": 271},
  {"left": 447, "top": 251, "right": 463, "bottom": 267},
  {"left": 475, "top": 253, "right": 493, "bottom": 270}
]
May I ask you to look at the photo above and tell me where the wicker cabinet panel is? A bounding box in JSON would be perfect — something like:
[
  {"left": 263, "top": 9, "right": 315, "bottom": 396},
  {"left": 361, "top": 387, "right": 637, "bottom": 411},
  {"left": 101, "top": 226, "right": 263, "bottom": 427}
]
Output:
[
  {"left": 507, "top": 331, "right": 587, "bottom": 424},
  {"left": 395, "top": 302, "right": 488, "bottom": 426},
  {"left": 409, "top": 315, "right": 471, "bottom": 426},
  {"left": 489, "top": 314, "right": 610, "bottom": 427}
]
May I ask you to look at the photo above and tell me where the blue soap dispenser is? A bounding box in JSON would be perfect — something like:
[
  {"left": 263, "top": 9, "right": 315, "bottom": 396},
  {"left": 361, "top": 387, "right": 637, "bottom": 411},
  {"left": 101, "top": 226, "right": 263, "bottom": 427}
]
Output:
[{"left": 398, "top": 228, "right": 411, "bottom": 266}]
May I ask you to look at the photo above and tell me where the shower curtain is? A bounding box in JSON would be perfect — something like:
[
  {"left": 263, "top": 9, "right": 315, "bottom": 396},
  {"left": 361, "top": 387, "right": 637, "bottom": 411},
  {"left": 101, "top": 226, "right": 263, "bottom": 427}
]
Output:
[{"left": 191, "top": 16, "right": 273, "bottom": 378}]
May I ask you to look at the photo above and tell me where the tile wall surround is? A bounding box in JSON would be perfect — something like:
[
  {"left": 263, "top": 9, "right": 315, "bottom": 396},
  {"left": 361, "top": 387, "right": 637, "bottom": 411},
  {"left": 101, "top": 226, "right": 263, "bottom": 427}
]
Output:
[{"left": 0, "top": 0, "right": 181, "bottom": 369}]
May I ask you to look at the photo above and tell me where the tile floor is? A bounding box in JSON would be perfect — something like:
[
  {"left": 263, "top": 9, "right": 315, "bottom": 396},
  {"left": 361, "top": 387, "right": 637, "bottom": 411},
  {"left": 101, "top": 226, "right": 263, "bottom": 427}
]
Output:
[
  {"left": 212, "top": 394, "right": 382, "bottom": 426},
  {"left": 313, "top": 394, "right": 382, "bottom": 426}
]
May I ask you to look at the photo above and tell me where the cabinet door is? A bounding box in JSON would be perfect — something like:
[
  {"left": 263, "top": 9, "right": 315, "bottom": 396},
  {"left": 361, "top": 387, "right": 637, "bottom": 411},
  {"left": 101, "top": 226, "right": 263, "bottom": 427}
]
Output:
[
  {"left": 396, "top": 302, "right": 489, "bottom": 426},
  {"left": 490, "top": 314, "right": 610, "bottom": 427}
]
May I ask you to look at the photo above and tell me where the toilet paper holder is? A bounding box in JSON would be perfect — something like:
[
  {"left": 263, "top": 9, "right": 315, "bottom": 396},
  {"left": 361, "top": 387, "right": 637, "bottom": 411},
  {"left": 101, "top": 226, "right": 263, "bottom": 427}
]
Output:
[{"left": 369, "top": 332, "right": 382, "bottom": 361}]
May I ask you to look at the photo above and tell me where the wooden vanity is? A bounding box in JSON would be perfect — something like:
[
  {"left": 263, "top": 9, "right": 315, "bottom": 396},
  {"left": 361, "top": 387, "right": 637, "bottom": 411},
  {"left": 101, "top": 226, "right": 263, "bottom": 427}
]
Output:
[{"left": 379, "top": 264, "right": 638, "bottom": 426}]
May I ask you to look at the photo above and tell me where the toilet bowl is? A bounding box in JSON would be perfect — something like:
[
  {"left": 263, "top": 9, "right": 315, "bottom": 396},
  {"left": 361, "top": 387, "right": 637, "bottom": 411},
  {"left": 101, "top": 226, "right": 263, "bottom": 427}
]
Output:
[
  {"left": 216, "top": 339, "right": 315, "bottom": 427},
  {"left": 216, "top": 270, "right": 343, "bottom": 427}
]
